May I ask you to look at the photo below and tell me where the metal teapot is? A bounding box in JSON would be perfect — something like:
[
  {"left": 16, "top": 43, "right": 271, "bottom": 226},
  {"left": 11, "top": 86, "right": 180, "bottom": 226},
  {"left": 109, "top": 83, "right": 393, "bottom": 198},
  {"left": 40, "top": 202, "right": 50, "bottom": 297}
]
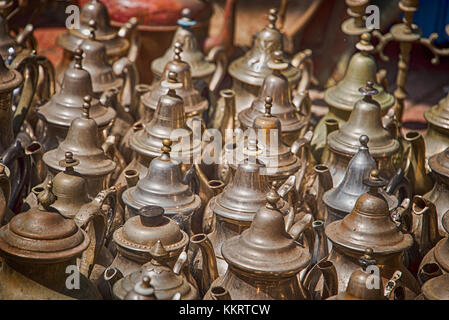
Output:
[{"left": 424, "top": 91, "right": 449, "bottom": 158}]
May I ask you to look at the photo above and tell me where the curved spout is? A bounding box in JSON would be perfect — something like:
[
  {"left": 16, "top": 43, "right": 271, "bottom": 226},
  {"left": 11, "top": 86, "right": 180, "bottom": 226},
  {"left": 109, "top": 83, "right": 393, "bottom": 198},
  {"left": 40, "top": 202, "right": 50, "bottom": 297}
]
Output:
[
  {"left": 124, "top": 169, "right": 139, "bottom": 189},
  {"left": 25, "top": 141, "right": 47, "bottom": 186},
  {"left": 219, "top": 89, "right": 236, "bottom": 144},
  {"left": 404, "top": 131, "right": 434, "bottom": 195},
  {"left": 190, "top": 233, "right": 219, "bottom": 294},
  {"left": 418, "top": 263, "right": 442, "bottom": 285},
  {"left": 317, "top": 260, "right": 338, "bottom": 299},
  {"left": 314, "top": 165, "right": 332, "bottom": 221},
  {"left": 210, "top": 286, "right": 231, "bottom": 300},
  {"left": 208, "top": 180, "right": 225, "bottom": 197},
  {"left": 411, "top": 196, "right": 442, "bottom": 258},
  {"left": 102, "top": 266, "right": 124, "bottom": 300}
]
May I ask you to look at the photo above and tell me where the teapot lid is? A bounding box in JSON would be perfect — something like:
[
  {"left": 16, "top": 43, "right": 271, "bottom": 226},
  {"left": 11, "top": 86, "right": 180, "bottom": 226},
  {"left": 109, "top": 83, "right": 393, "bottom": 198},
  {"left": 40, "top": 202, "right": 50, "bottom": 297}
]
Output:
[
  {"left": 238, "top": 51, "right": 305, "bottom": 134},
  {"left": 113, "top": 205, "right": 188, "bottom": 255},
  {"left": 123, "top": 139, "right": 201, "bottom": 216},
  {"left": 323, "top": 135, "right": 398, "bottom": 215},
  {"left": 428, "top": 146, "right": 449, "bottom": 178},
  {"left": 326, "top": 170, "right": 413, "bottom": 255},
  {"left": 422, "top": 273, "right": 449, "bottom": 300},
  {"left": 51, "top": 152, "right": 90, "bottom": 219},
  {"left": 151, "top": 8, "right": 215, "bottom": 79},
  {"left": 0, "top": 48, "right": 22, "bottom": 93},
  {"left": 424, "top": 89, "right": 449, "bottom": 130},
  {"left": 222, "top": 189, "right": 310, "bottom": 275},
  {"left": 0, "top": 181, "right": 89, "bottom": 262},
  {"left": 229, "top": 8, "right": 301, "bottom": 87},
  {"left": 57, "top": 0, "right": 129, "bottom": 57},
  {"left": 43, "top": 95, "right": 116, "bottom": 177},
  {"left": 70, "top": 20, "right": 123, "bottom": 95},
  {"left": 324, "top": 33, "right": 394, "bottom": 114},
  {"left": 0, "top": 14, "right": 22, "bottom": 59},
  {"left": 38, "top": 49, "right": 116, "bottom": 128},
  {"left": 142, "top": 42, "right": 208, "bottom": 116},
  {"left": 130, "top": 71, "right": 201, "bottom": 162},
  {"left": 327, "top": 81, "right": 399, "bottom": 157}
]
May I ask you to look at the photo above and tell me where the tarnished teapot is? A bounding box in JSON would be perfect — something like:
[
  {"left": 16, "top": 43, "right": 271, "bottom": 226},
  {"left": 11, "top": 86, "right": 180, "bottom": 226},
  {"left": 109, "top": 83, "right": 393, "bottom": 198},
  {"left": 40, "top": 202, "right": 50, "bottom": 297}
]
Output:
[
  {"left": 319, "top": 169, "right": 420, "bottom": 299},
  {"left": 226, "top": 8, "right": 311, "bottom": 117},
  {"left": 325, "top": 81, "right": 400, "bottom": 187},
  {"left": 238, "top": 51, "right": 308, "bottom": 146},
  {"left": 318, "top": 135, "right": 398, "bottom": 225},
  {"left": 141, "top": 41, "right": 208, "bottom": 122},
  {"left": 202, "top": 189, "right": 311, "bottom": 300},
  {"left": 424, "top": 91, "right": 449, "bottom": 158},
  {"left": 0, "top": 181, "right": 101, "bottom": 299},
  {"left": 312, "top": 33, "right": 394, "bottom": 162},
  {"left": 122, "top": 139, "right": 201, "bottom": 234},
  {"left": 108, "top": 241, "right": 198, "bottom": 300},
  {"left": 43, "top": 96, "right": 116, "bottom": 198},
  {"left": 37, "top": 51, "right": 116, "bottom": 152}
]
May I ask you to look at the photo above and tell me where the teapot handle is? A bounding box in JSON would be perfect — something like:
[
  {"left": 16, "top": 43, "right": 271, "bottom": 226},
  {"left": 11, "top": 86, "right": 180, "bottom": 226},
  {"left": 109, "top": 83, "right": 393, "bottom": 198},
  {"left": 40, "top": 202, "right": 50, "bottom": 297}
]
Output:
[
  {"left": 75, "top": 187, "right": 117, "bottom": 278},
  {"left": 0, "top": 164, "right": 11, "bottom": 226},
  {"left": 113, "top": 57, "right": 139, "bottom": 114},
  {"left": 206, "top": 45, "right": 227, "bottom": 94},
  {"left": 291, "top": 49, "right": 314, "bottom": 95},
  {"left": 118, "top": 17, "right": 139, "bottom": 63}
]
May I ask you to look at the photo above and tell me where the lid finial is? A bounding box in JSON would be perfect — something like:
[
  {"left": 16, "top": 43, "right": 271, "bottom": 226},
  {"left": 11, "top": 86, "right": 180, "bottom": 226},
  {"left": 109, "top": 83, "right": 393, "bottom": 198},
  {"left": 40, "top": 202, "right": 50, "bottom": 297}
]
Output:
[
  {"left": 161, "top": 139, "right": 172, "bottom": 159},
  {"left": 74, "top": 48, "right": 83, "bottom": 69},
  {"left": 359, "top": 135, "right": 369, "bottom": 149},
  {"left": 173, "top": 42, "right": 183, "bottom": 61},
  {"left": 268, "top": 50, "right": 288, "bottom": 71},
  {"left": 359, "top": 81, "right": 379, "bottom": 98},
  {"left": 88, "top": 19, "right": 97, "bottom": 40},
  {"left": 363, "top": 169, "right": 387, "bottom": 191},
  {"left": 266, "top": 187, "right": 280, "bottom": 209},
  {"left": 59, "top": 151, "right": 80, "bottom": 169},
  {"left": 162, "top": 71, "right": 183, "bottom": 94},
  {"left": 264, "top": 96, "right": 273, "bottom": 116},
  {"left": 178, "top": 8, "right": 197, "bottom": 28},
  {"left": 267, "top": 8, "right": 278, "bottom": 29},
  {"left": 355, "top": 32, "right": 374, "bottom": 54},
  {"left": 82, "top": 95, "right": 92, "bottom": 118},
  {"left": 359, "top": 247, "right": 377, "bottom": 271},
  {"left": 150, "top": 240, "right": 169, "bottom": 262}
]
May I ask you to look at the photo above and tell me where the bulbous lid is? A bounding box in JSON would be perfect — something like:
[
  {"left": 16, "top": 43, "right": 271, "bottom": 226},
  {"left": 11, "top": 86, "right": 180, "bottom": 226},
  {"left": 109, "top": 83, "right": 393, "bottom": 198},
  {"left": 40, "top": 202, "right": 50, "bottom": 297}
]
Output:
[
  {"left": 43, "top": 96, "right": 116, "bottom": 177},
  {"left": 425, "top": 93, "right": 449, "bottom": 131},
  {"left": 124, "top": 276, "right": 157, "bottom": 300},
  {"left": 422, "top": 274, "right": 449, "bottom": 300},
  {"left": 0, "top": 48, "right": 22, "bottom": 93},
  {"left": 123, "top": 140, "right": 201, "bottom": 216},
  {"left": 428, "top": 146, "right": 449, "bottom": 178},
  {"left": 336, "top": 248, "right": 386, "bottom": 300},
  {"left": 324, "top": 33, "right": 394, "bottom": 114},
  {"left": 326, "top": 170, "right": 413, "bottom": 255},
  {"left": 51, "top": 152, "right": 90, "bottom": 219},
  {"left": 113, "top": 205, "right": 188, "bottom": 254},
  {"left": 142, "top": 42, "right": 208, "bottom": 116},
  {"left": 0, "top": 181, "right": 89, "bottom": 262},
  {"left": 0, "top": 14, "right": 22, "bottom": 58},
  {"left": 38, "top": 49, "right": 116, "bottom": 128},
  {"left": 229, "top": 8, "right": 301, "bottom": 87},
  {"left": 238, "top": 51, "right": 305, "bottom": 134},
  {"left": 57, "top": 0, "right": 129, "bottom": 57},
  {"left": 323, "top": 135, "right": 397, "bottom": 215},
  {"left": 130, "top": 71, "right": 201, "bottom": 161},
  {"left": 69, "top": 20, "right": 122, "bottom": 95},
  {"left": 327, "top": 81, "right": 399, "bottom": 157},
  {"left": 151, "top": 8, "right": 215, "bottom": 79},
  {"left": 222, "top": 189, "right": 310, "bottom": 275}
]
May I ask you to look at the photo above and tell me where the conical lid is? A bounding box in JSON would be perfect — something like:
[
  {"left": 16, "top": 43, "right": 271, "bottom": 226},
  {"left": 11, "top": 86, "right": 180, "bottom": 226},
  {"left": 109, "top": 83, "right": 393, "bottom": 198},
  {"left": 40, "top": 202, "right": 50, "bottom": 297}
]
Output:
[
  {"left": 0, "top": 14, "right": 21, "bottom": 58},
  {"left": 324, "top": 33, "right": 394, "bottom": 114},
  {"left": 113, "top": 206, "right": 188, "bottom": 254},
  {"left": 57, "top": 0, "right": 129, "bottom": 57},
  {"left": 238, "top": 50, "right": 305, "bottom": 134},
  {"left": 123, "top": 139, "right": 201, "bottom": 216},
  {"left": 424, "top": 92, "right": 449, "bottom": 130},
  {"left": 229, "top": 8, "right": 301, "bottom": 87},
  {"left": 51, "top": 152, "right": 90, "bottom": 219},
  {"left": 327, "top": 81, "right": 399, "bottom": 157},
  {"left": 222, "top": 189, "right": 310, "bottom": 275},
  {"left": 151, "top": 8, "right": 215, "bottom": 79},
  {"left": 326, "top": 170, "right": 413, "bottom": 255},
  {"left": 38, "top": 49, "right": 116, "bottom": 128},
  {"left": 428, "top": 146, "right": 449, "bottom": 178},
  {"left": 43, "top": 96, "right": 116, "bottom": 177},
  {"left": 0, "top": 181, "right": 89, "bottom": 262},
  {"left": 130, "top": 71, "right": 201, "bottom": 162},
  {"left": 142, "top": 42, "right": 208, "bottom": 116},
  {"left": 323, "top": 135, "right": 397, "bottom": 216},
  {"left": 0, "top": 49, "right": 22, "bottom": 93},
  {"left": 68, "top": 20, "right": 122, "bottom": 95}
]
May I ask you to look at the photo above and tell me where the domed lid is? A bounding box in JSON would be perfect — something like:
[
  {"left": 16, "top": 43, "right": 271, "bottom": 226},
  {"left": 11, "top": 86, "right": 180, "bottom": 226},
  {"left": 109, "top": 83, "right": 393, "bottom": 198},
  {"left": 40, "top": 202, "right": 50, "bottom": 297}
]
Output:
[
  {"left": 0, "top": 48, "right": 22, "bottom": 93},
  {"left": 326, "top": 170, "right": 413, "bottom": 255},
  {"left": 57, "top": 0, "right": 129, "bottom": 57},
  {"left": 324, "top": 33, "right": 394, "bottom": 114},
  {"left": 428, "top": 146, "right": 449, "bottom": 178},
  {"left": 0, "top": 181, "right": 89, "bottom": 262},
  {"left": 336, "top": 248, "right": 386, "bottom": 300},
  {"left": 69, "top": 20, "right": 123, "bottom": 95},
  {"left": 425, "top": 93, "right": 449, "bottom": 131},
  {"left": 229, "top": 8, "right": 301, "bottom": 87},
  {"left": 130, "top": 71, "right": 201, "bottom": 162},
  {"left": 142, "top": 42, "right": 208, "bottom": 116},
  {"left": 151, "top": 8, "right": 215, "bottom": 79},
  {"left": 327, "top": 81, "right": 399, "bottom": 157},
  {"left": 422, "top": 273, "right": 449, "bottom": 300},
  {"left": 238, "top": 51, "right": 305, "bottom": 134},
  {"left": 38, "top": 49, "right": 116, "bottom": 128},
  {"left": 43, "top": 96, "right": 116, "bottom": 177},
  {"left": 123, "top": 139, "right": 201, "bottom": 216},
  {"left": 0, "top": 14, "right": 22, "bottom": 58},
  {"left": 51, "top": 152, "right": 90, "bottom": 219},
  {"left": 113, "top": 205, "right": 188, "bottom": 254},
  {"left": 222, "top": 189, "right": 310, "bottom": 275},
  {"left": 323, "top": 135, "right": 397, "bottom": 215}
]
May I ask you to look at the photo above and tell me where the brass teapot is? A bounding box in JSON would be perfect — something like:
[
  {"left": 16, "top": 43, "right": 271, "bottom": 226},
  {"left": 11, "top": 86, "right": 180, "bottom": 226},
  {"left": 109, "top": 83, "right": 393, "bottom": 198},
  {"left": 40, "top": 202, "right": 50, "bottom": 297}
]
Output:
[
  {"left": 108, "top": 241, "right": 198, "bottom": 300},
  {"left": 0, "top": 181, "right": 101, "bottom": 299},
  {"left": 318, "top": 170, "right": 420, "bottom": 299},
  {"left": 122, "top": 139, "right": 201, "bottom": 234},
  {"left": 312, "top": 33, "right": 394, "bottom": 162},
  {"left": 424, "top": 92, "right": 449, "bottom": 158},
  {"left": 202, "top": 189, "right": 311, "bottom": 300},
  {"left": 324, "top": 81, "right": 400, "bottom": 187},
  {"left": 43, "top": 96, "right": 116, "bottom": 198},
  {"left": 238, "top": 51, "right": 308, "bottom": 146}
]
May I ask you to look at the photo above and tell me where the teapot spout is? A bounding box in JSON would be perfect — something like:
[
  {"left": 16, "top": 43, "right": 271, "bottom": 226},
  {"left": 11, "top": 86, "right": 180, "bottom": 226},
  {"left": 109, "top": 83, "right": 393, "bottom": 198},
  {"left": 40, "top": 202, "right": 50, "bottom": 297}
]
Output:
[
  {"left": 219, "top": 89, "right": 236, "bottom": 144},
  {"left": 124, "top": 169, "right": 139, "bottom": 188},
  {"left": 25, "top": 141, "right": 47, "bottom": 186},
  {"left": 317, "top": 260, "right": 338, "bottom": 299},
  {"left": 210, "top": 286, "right": 231, "bottom": 300},
  {"left": 314, "top": 165, "right": 333, "bottom": 221},
  {"left": 190, "top": 233, "right": 219, "bottom": 294}
]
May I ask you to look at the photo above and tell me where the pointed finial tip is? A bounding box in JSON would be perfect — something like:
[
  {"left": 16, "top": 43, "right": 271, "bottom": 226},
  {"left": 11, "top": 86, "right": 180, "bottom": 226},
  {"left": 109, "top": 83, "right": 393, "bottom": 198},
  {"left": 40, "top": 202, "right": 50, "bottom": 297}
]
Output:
[
  {"left": 82, "top": 95, "right": 91, "bottom": 118},
  {"left": 268, "top": 8, "right": 278, "bottom": 28},
  {"left": 359, "top": 135, "right": 369, "bottom": 147},
  {"left": 360, "top": 247, "right": 377, "bottom": 270},
  {"left": 161, "top": 139, "right": 172, "bottom": 154},
  {"left": 266, "top": 189, "right": 280, "bottom": 208},
  {"left": 369, "top": 169, "right": 379, "bottom": 180},
  {"left": 359, "top": 81, "right": 378, "bottom": 96},
  {"left": 150, "top": 240, "right": 169, "bottom": 259},
  {"left": 264, "top": 96, "right": 273, "bottom": 115},
  {"left": 168, "top": 71, "right": 177, "bottom": 82},
  {"left": 74, "top": 48, "right": 83, "bottom": 69},
  {"left": 181, "top": 7, "right": 192, "bottom": 18}
]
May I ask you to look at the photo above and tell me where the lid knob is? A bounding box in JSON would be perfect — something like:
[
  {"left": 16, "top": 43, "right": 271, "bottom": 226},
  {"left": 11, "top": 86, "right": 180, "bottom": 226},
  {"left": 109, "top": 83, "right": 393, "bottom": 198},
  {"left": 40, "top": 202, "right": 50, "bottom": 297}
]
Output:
[
  {"left": 82, "top": 95, "right": 92, "bottom": 118},
  {"left": 178, "top": 8, "right": 197, "bottom": 28},
  {"left": 173, "top": 42, "right": 183, "bottom": 61},
  {"left": 268, "top": 50, "right": 288, "bottom": 71},
  {"left": 355, "top": 32, "right": 374, "bottom": 53},
  {"left": 149, "top": 240, "right": 169, "bottom": 262},
  {"left": 162, "top": 71, "right": 183, "bottom": 93},
  {"left": 359, "top": 135, "right": 369, "bottom": 149},
  {"left": 59, "top": 151, "right": 80, "bottom": 169},
  {"left": 363, "top": 169, "right": 387, "bottom": 189},
  {"left": 359, "top": 247, "right": 377, "bottom": 271},
  {"left": 38, "top": 180, "right": 57, "bottom": 211},
  {"left": 161, "top": 139, "right": 172, "bottom": 159},
  {"left": 359, "top": 81, "right": 379, "bottom": 98},
  {"left": 267, "top": 8, "right": 278, "bottom": 29},
  {"left": 74, "top": 49, "right": 83, "bottom": 69},
  {"left": 266, "top": 187, "right": 280, "bottom": 209},
  {"left": 139, "top": 205, "right": 165, "bottom": 227},
  {"left": 88, "top": 19, "right": 97, "bottom": 40},
  {"left": 264, "top": 96, "right": 273, "bottom": 116}
]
